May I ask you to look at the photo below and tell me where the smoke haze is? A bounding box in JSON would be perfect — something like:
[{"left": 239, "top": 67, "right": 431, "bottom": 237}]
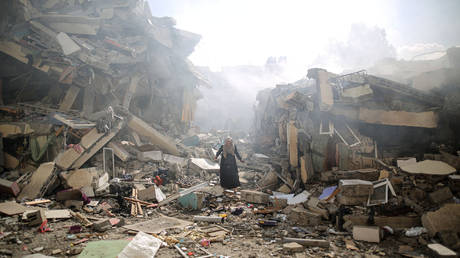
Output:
[{"left": 147, "top": 0, "right": 460, "bottom": 131}]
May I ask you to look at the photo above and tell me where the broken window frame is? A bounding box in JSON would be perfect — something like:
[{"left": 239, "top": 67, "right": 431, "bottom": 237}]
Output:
[
  {"left": 103, "top": 147, "right": 115, "bottom": 178},
  {"left": 367, "top": 178, "right": 396, "bottom": 206},
  {"left": 319, "top": 119, "right": 334, "bottom": 136},
  {"left": 334, "top": 122, "right": 361, "bottom": 147}
]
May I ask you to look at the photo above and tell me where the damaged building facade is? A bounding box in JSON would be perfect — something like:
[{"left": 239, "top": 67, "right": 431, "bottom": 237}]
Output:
[{"left": 252, "top": 46, "right": 460, "bottom": 255}]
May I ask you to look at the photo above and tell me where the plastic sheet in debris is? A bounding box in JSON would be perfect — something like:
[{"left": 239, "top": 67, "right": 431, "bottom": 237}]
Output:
[
  {"left": 287, "top": 190, "right": 311, "bottom": 205},
  {"left": 319, "top": 186, "right": 337, "bottom": 200},
  {"left": 270, "top": 190, "right": 311, "bottom": 205},
  {"left": 155, "top": 185, "right": 166, "bottom": 202},
  {"left": 271, "top": 192, "right": 294, "bottom": 200},
  {"left": 118, "top": 231, "right": 163, "bottom": 258}
]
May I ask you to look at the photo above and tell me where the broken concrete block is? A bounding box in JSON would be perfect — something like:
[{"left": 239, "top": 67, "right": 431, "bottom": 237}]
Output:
[
  {"left": 0, "top": 202, "right": 27, "bottom": 216},
  {"left": 352, "top": 225, "right": 381, "bottom": 243},
  {"left": 397, "top": 157, "right": 417, "bottom": 168},
  {"left": 45, "top": 209, "right": 72, "bottom": 219},
  {"left": 81, "top": 186, "right": 95, "bottom": 198},
  {"left": 137, "top": 186, "right": 155, "bottom": 201},
  {"left": 60, "top": 167, "right": 99, "bottom": 189},
  {"left": 427, "top": 243, "right": 457, "bottom": 257},
  {"left": 283, "top": 238, "right": 330, "bottom": 248},
  {"left": 0, "top": 178, "right": 20, "bottom": 196},
  {"left": 305, "top": 205, "right": 328, "bottom": 220},
  {"left": 178, "top": 192, "right": 205, "bottom": 210},
  {"left": 128, "top": 116, "right": 179, "bottom": 155},
  {"left": 56, "top": 32, "right": 81, "bottom": 55},
  {"left": 137, "top": 151, "right": 163, "bottom": 162},
  {"left": 344, "top": 215, "right": 420, "bottom": 230},
  {"left": 189, "top": 158, "right": 219, "bottom": 172},
  {"left": 288, "top": 206, "right": 321, "bottom": 226},
  {"left": 337, "top": 179, "right": 373, "bottom": 205},
  {"left": 306, "top": 197, "right": 319, "bottom": 208},
  {"left": 22, "top": 210, "right": 46, "bottom": 226},
  {"left": 240, "top": 190, "right": 270, "bottom": 204},
  {"left": 163, "top": 154, "right": 186, "bottom": 166},
  {"left": 258, "top": 171, "right": 278, "bottom": 189},
  {"left": 337, "top": 195, "right": 369, "bottom": 206},
  {"left": 339, "top": 179, "right": 373, "bottom": 196},
  {"left": 271, "top": 198, "right": 288, "bottom": 209},
  {"left": 277, "top": 184, "right": 291, "bottom": 194},
  {"left": 59, "top": 85, "right": 80, "bottom": 111},
  {"left": 80, "top": 128, "right": 104, "bottom": 149},
  {"left": 18, "top": 162, "right": 56, "bottom": 200},
  {"left": 283, "top": 242, "right": 303, "bottom": 252},
  {"left": 55, "top": 147, "right": 81, "bottom": 170},
  {"left": 93, "top": 219, "right": 112, "bottom": 232},
  {"left": 429, "top": 187, "right": 453, "bottom": 204},
  {"left": 422, "top": 204, "right": 460, "bottom": 236},
  {"left": 64, "top": 200, "right": 83, "bottom": 210},
  {"left": 56, "top": 189, "right": 83, "bottom": 201},
  {"left": 72, "top": 123, "right": 123, "bottom": 170},
  {"left": 107, "top": 142, "right": 130, "bottom": 162}
]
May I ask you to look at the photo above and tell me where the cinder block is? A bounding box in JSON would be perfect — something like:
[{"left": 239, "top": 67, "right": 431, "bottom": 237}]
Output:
[
  {"left": 353, "top": 225, "right": 381, "bottom": 243},
  {"left": 283, "top": 242, "right": 304, "bottom": 252},
  {"left": 240, "top": 190, "right": 270, "bottom": 204},
  {"left": 288, "top": 206, "right": 321, "bottom": 226}
]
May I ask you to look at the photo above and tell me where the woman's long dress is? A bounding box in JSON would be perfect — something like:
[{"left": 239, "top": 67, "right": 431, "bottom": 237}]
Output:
[{"left": 216, "top": 145, "right": 242, "bottom": 189}]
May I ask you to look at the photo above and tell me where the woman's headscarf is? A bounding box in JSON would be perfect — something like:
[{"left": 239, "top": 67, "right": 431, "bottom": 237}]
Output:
[{"left": 222, "top": 137, "right": 235, "bottom": 158}]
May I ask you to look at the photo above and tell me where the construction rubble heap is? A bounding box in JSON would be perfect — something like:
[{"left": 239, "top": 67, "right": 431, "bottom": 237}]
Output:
[{"left": 0, "top": 0, "right": 459, "bottom": 257}]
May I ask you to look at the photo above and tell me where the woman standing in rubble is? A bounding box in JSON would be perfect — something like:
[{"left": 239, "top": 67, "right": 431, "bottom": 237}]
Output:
[{"left": 215, "top": 137, "right": 244, "bottom": 189}]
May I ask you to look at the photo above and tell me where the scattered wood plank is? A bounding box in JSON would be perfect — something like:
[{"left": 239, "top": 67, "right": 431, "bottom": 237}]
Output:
[{"left": 25, "top": 199, "right": 51, "bottom": 205}]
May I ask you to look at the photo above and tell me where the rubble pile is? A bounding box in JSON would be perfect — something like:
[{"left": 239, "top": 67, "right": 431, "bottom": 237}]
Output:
[
  {"left": 0, "top": 0, "right": 204, "bottom": 136},
  {"left": 248, "top": 48, "right": 460, "bottom": 257}
]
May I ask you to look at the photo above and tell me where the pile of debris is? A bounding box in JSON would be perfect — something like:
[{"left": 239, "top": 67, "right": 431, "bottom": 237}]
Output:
[
  {"left": 249, "top": 50, "right": 460, "bottom": 256},
  {"left": 0, "top": 0, "right": 204, "bottom": 136}
]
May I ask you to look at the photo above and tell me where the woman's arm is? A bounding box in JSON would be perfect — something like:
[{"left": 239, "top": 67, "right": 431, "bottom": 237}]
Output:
[
  {"left": 234, "top": 145, "right": 243, "bottom": 162},
  {"left": 215, "top": 145, "right": 223, "bottom": 159}
]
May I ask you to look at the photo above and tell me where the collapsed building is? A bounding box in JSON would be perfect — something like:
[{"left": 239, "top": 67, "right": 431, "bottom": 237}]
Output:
[
  {"left": 251, "top": 47, "right": 460, "bottom": 255},
  {"left": 255, "top": 47, "right": 460, "bottom": 183},
  {"left": 0, "top": 0, "right": 204, "bottom": 137}
]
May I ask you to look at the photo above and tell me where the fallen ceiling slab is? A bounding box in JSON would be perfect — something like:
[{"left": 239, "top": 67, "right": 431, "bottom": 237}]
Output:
[
  {"left": 400, "top": 160, "right": 456, "bottom": 175},
  {"left": 123, "top": 215, "right": 192, "bottom": 234}
]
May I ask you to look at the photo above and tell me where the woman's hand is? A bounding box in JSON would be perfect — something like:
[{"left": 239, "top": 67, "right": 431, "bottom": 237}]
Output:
[{"left": 214, "top": 157, "right": 218, "bottom": 161}]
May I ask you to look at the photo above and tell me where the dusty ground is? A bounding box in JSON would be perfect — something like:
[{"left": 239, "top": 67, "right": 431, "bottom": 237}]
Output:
[{"left": 0, "top": 189, "right": 421, "bottom": 258}]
